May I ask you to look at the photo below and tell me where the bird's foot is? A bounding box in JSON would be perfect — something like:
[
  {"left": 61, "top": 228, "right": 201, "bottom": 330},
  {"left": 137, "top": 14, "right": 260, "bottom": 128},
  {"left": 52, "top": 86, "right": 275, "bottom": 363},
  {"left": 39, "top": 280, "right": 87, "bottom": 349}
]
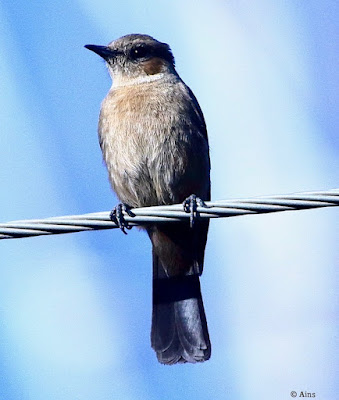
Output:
[
  {"left": 183, "top": 194, "right": 208, "bottom": 228},
  {"left": 110, "top": 203, "right": 135, "bottom": 234}
]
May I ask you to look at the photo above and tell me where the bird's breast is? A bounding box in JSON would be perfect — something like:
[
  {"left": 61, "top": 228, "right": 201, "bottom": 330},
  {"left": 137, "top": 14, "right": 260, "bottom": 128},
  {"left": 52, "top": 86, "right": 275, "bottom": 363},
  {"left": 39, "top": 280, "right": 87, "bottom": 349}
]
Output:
[{"left": 98, "top": 81, "right": 209, "bottom": 207}]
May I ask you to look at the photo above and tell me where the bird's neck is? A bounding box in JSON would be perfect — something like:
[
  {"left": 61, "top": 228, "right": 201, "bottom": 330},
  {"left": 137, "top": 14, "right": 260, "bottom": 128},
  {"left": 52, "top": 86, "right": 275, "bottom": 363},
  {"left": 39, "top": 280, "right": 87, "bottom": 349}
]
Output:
[{"left": 111, "top": 73, "right": 167, "bottom": 89}]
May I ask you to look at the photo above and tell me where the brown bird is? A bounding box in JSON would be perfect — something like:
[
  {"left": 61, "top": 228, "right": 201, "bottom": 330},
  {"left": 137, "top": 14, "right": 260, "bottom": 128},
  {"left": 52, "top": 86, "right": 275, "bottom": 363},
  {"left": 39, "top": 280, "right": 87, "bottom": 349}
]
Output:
[{"left": 85, "top": 34, "right": 211, "bottom": 364}]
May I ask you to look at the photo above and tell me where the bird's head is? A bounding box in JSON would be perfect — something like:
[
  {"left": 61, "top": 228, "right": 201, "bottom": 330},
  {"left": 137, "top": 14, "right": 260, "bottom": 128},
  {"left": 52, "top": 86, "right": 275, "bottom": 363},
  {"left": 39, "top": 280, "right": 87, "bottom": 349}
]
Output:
[{"left": 85, "top": 34, "right": 176, "bottom": 87}]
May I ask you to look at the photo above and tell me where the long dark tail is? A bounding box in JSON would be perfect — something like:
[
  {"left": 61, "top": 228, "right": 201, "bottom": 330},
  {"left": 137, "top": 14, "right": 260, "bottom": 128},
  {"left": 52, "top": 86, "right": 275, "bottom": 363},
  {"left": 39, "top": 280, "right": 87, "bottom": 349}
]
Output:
[{"left": 149, "top": 222, "right": 211, "bottom": 365}]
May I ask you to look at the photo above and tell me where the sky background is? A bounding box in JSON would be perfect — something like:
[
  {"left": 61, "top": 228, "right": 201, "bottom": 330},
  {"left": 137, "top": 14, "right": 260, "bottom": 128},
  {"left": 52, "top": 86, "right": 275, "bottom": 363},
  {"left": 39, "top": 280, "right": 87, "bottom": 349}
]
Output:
[{"left": 0, "top": 1, "right": 338, "bottom": 399}]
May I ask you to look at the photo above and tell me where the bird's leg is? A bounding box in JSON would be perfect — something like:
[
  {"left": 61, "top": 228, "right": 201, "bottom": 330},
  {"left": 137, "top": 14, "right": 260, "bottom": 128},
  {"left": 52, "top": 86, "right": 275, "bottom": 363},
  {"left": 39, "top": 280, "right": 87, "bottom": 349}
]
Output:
[
  {"left": 110, "top": 203, "right": 135, "bottom": 234},
  {"left": 183, "top": 194, "right": 208, "bottom": 228}
]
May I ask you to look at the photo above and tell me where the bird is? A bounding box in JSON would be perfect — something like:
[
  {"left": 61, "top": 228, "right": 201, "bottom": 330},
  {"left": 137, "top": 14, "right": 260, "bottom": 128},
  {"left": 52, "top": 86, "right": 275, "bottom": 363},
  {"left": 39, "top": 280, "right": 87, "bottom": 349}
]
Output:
[{"left": 85, "top": 34, "right": 211, "bottom": 364}]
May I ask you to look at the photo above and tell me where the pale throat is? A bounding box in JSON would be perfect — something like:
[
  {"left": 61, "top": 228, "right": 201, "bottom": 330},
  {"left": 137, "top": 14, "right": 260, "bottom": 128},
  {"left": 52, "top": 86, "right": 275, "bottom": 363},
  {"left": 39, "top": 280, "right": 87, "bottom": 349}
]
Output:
[{"left": 111, "top": 73, "right": 166, "bottom": 88}]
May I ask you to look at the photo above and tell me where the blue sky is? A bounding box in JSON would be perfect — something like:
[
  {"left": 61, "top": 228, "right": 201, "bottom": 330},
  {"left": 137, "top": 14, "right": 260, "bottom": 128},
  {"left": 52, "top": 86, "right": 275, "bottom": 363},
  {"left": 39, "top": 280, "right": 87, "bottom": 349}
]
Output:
[{"left": 0, "top": 1, "right": 338, "bottom": 399}]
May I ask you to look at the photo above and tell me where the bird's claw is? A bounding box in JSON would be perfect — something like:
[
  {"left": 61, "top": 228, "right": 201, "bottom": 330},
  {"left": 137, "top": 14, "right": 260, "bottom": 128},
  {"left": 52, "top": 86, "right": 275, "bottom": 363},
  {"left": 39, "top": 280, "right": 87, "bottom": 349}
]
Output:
[
  {"left": 183, "top": 194, "right": 208, "bottom": 228},
  {"left": 110, "top": 203, "right": 135, "bottom": 234}
]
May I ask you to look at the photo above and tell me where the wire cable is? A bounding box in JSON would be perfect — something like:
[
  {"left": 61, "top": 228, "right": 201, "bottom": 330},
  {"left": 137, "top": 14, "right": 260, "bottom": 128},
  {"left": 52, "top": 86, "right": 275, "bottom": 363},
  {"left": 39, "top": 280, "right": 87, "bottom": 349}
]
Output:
[{"left": 1, "top": 189, "right": 338, "bottom": 240}]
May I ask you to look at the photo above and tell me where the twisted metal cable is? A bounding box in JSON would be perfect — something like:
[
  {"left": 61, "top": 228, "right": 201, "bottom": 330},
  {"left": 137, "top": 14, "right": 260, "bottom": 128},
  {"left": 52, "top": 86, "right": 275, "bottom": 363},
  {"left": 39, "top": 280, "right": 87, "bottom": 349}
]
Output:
[{"left": 1, "top": 189, "right": 338, "bottom": 240}]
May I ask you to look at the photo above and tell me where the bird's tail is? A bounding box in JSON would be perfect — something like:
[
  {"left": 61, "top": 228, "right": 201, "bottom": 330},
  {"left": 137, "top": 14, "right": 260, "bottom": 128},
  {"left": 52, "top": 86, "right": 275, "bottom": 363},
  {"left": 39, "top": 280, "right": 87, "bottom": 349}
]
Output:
[{"left": 151, "top": 250, "right": 211, "bottom": 364}]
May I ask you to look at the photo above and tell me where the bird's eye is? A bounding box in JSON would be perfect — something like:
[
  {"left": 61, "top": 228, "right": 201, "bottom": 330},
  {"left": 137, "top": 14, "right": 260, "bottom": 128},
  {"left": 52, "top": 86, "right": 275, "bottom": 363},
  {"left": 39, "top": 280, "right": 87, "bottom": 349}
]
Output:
[{"left": 131, "top": 45, "right": 150, "bottom": 60}]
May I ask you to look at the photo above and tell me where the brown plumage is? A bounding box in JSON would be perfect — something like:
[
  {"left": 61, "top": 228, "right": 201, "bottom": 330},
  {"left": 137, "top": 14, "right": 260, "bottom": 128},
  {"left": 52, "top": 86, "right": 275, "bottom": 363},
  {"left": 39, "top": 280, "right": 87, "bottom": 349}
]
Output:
[{"left": 85, "top": 34, "right": 211, "bottom": 364}]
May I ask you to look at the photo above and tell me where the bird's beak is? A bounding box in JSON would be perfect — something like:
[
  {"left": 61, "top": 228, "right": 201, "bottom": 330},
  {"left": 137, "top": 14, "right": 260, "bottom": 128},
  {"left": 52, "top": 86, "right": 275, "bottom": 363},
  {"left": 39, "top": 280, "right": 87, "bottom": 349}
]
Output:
[{"left": 84, "top": 44, "right": 117, "bottom": 60}]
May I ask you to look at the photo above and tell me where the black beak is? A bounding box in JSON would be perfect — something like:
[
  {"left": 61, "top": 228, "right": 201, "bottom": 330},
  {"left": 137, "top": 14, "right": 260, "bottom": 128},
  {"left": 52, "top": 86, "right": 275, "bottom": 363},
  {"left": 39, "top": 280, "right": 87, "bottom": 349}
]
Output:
[{"left": 84, "top": 44, "right": 117, "bottom": 60}]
